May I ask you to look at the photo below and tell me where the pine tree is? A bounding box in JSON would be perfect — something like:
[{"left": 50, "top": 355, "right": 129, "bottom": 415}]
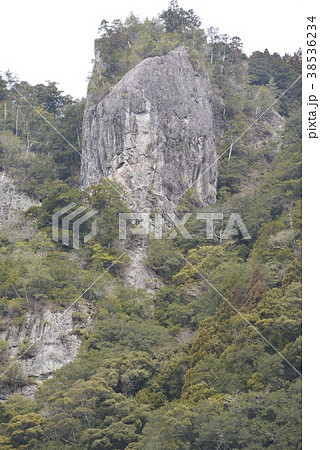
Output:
[
  {"left": 230, "top": 283, "right": 245, "bottom": 310},
  {"left": 245, "top": 267, "right": 269, "bottom": 311}
]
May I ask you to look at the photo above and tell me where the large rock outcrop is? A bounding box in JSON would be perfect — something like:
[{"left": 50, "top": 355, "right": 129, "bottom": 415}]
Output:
[
  {"left": 81, "top": 48, "right": 223, "bottom": 212},
  {"left": 0, "top": 303, "right": 93, "bottom": 399}
]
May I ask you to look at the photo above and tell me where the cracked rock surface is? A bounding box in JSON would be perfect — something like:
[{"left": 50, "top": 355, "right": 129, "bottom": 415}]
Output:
[{"left": 81, "top": 48, "right": 223, "bottom": 212}]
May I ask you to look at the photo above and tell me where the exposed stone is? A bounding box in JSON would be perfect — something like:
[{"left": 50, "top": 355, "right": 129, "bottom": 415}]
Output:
[
  {"left": 122, "top": 240, "right": 163, "bottom": 292},
  {"left": 0, "top": 171, "right": 40, "bottom": 226},
  {"left": 81, "top": 47, "right": 224, "bottom": 213},
  {"left": 0, "top": 303, "right": 93, "bottom": 399}
]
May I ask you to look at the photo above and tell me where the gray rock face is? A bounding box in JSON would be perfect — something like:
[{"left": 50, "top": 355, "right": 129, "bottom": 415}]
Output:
[
  {"left": 0, "top": 171, "right": 40, "bottom": 226},
  {"left": 81, "top": 48, "right": 223, "bottom": 212},
  {"left": 0, "top": 304, "right": 93, "bottom": 399},
  {"left": 122, "top": 241, "right": 163, "bottom": 292}
]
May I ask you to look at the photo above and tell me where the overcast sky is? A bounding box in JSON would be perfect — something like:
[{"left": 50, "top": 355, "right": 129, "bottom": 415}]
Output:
[{"left": 0, "top": 0, "right": 302, "bottom": 99}]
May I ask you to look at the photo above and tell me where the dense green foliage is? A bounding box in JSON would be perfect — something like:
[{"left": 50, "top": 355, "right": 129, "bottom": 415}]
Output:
[
  {"left": 0, "top": 76, "right": 84, "bottom": 195},
  {"left": 0, "top": 2, "right": 301, "bottom": 448}
]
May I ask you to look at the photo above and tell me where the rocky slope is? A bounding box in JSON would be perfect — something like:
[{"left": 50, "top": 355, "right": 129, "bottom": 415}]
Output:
[
  {"left": 81, "top": 47, "right": 224, "bottom": 212},
  {"left": 0, "top": 303, "right": 93, "bottom": 399},
  {"left": 0, "top": 171, "right": 40, "bottom": 226}
]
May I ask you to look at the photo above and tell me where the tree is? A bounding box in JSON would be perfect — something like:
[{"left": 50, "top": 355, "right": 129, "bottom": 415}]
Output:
[
  {"left": 87, "top": 179, "right": 128, "bottom": 251},
  {"left": 33, "top": 81, "right": 69, "bottom": 117},
  {"left": 146, "top": 239, "right": 183, "bottom": 281},
  {"left": 245, "top": 267, "right": 269, "bottom": 311},
  {"left": 248, "top": 50, "right": 273, "bottom": 85},
  {"left": 160, "top": 1, "right": 201, "bottom": 35},
  {"left": 0, "top": 74, "right": 7, "bottom": 101},
  {"left": 6, "top": 413, "right": 45, "bottom": 448},
  {"left": 230, "top": 283, "right": 245, "bottom": 309}
]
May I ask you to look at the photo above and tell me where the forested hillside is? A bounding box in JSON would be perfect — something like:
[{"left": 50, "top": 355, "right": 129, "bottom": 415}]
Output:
[{"left": 0, "top": 2, "right": 301, "bottom": 448}]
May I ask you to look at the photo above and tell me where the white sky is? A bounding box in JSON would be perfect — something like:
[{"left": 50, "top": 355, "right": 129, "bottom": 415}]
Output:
[{"left": 0, "top": 0, "right": 302, "bottom": 99}]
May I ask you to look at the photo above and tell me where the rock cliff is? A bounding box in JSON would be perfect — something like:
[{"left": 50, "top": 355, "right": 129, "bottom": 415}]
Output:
[
  {"left": 81, "top": 48, "right": 223, "bottom": 212},
  {"left": 0, "top": 303, "right": 93, "bottom": 399},
  {"left": 0, "top": 172, "right": 40, "bottom": 226}
]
